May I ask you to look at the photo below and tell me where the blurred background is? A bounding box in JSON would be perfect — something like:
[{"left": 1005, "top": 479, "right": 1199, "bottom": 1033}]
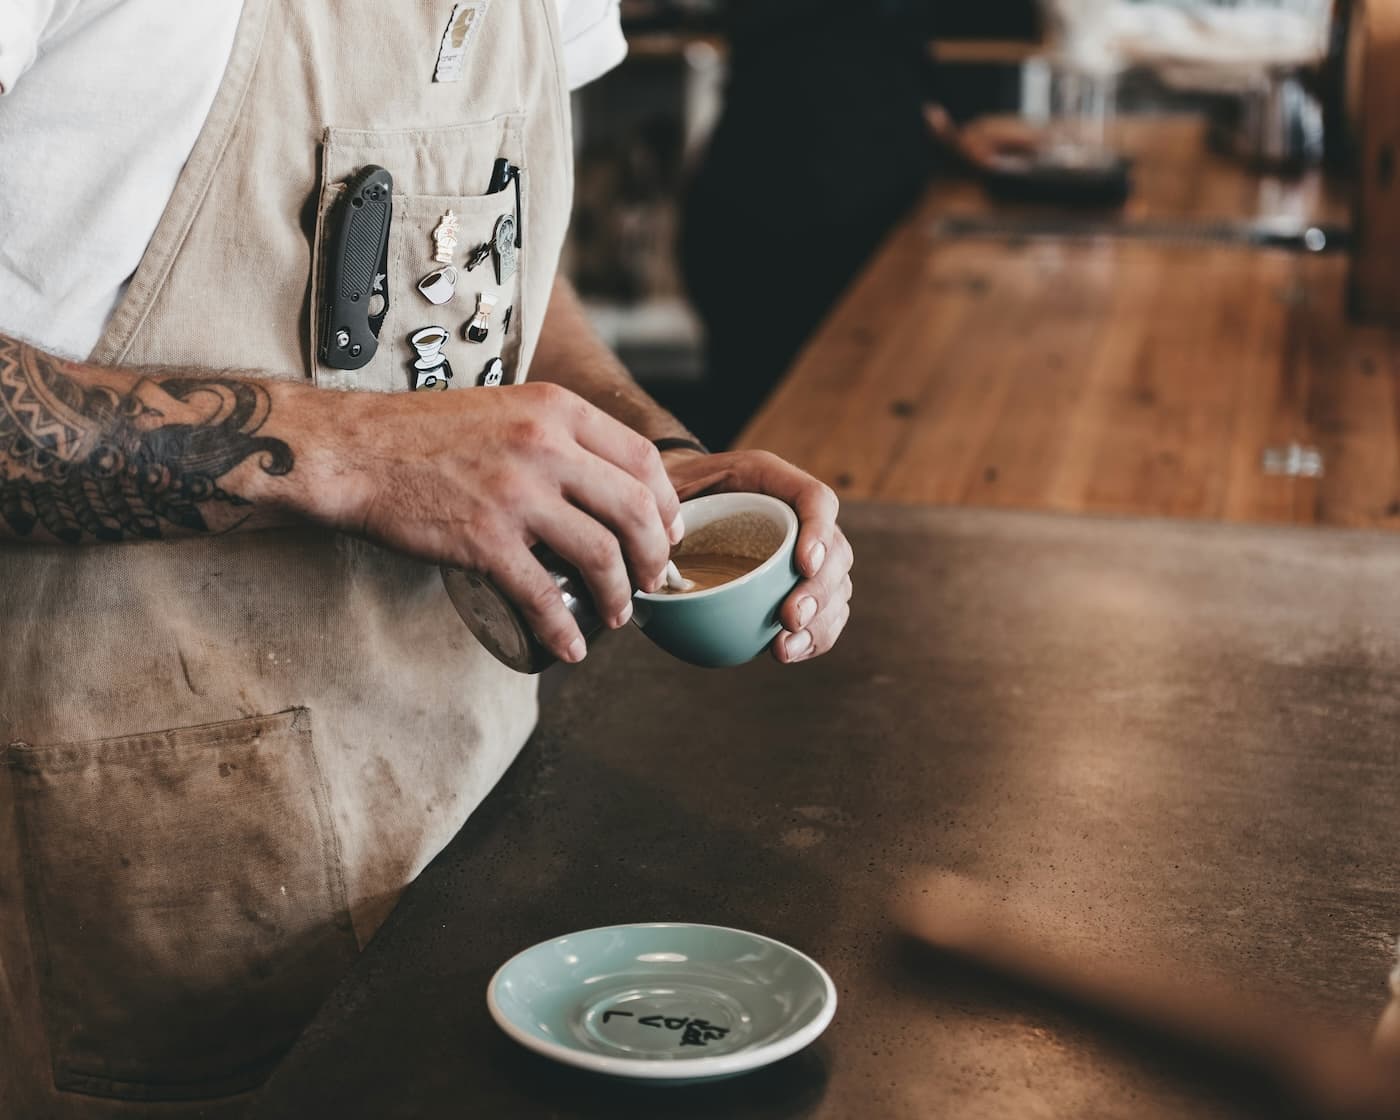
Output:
[{"left": 567, "top": 0, "right": 1375, "bottom": 465}]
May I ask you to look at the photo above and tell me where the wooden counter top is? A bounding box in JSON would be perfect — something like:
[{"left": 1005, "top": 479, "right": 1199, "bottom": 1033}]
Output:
[
  {"left": 737, "top": 118, "right": 1400, "bottom": 530},
  {"left": 253, "top": 504, "right": 1400, "bottom": 1119}
]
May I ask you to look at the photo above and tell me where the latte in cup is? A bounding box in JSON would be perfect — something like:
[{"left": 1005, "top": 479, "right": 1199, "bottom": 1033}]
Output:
[
  {"left": 658, "top": 552, "right": 754, "bottom": 593},
  {"left": 659, "top": 511, "right": 785, "bottom": 595},
  {"left": 632, "top": 495, "right": 799, "bottom": 667}
]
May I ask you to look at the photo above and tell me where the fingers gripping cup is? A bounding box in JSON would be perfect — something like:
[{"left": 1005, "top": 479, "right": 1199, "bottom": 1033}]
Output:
[{"left": 441, "top": 493, "right": 799, "bottom": 672}]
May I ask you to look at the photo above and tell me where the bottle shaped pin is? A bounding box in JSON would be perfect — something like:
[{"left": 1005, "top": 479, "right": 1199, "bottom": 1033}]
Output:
[{"left": 464, "top": 292, "right": 497, "bottom": 342}]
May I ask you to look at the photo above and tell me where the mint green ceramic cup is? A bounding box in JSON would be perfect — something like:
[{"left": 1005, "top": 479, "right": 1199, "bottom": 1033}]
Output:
[{"left": 632, "top": 493, "right": 799, "bottom": 668}]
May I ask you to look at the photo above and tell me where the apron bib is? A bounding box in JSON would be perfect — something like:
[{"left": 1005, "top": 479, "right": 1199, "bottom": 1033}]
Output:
[{"left": 0, "top": 1, "right": 573, "bottom": 1114}]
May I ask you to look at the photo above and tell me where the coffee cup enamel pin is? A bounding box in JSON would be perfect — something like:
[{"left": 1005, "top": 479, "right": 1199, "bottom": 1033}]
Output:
[{"left": 418, "top": 266, "right": 458, "bottom": 305}]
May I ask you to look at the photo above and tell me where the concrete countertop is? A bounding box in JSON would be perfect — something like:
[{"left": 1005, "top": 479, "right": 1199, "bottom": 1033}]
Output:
[{"left": 254, "top": 504, "right": 1400, "bottom": 1119}]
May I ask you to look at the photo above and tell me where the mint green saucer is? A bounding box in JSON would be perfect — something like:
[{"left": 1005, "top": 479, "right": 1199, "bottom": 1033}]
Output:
[{"left": 487, "top": 923, "right": 836, "bottom": 1081}]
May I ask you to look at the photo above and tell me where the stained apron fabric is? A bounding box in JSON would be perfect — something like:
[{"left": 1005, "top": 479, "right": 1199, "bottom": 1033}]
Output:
[{"left": 0, "top": 1, "right": 573, "bottom": 1114}]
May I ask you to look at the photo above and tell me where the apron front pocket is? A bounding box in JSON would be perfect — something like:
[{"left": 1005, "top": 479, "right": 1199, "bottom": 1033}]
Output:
[
  {"left": 6, "top": 708, "right": 357, "bottom": 1102},
  {"left": 310, "top": 114, "right": 528, "bottom": 393}
]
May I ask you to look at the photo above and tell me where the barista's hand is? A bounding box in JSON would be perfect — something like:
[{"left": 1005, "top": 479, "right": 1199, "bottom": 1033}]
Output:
[
  {"left": 314, "top": 382, "right": 681, "bottom": 663},
  {"left": 662, "top": 450, "right": 852, "bottom": 664}
]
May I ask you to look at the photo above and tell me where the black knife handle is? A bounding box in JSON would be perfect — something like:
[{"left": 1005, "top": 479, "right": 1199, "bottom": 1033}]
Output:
[{"left": 319, "top": 164, "right": 393, "bottom": 371}]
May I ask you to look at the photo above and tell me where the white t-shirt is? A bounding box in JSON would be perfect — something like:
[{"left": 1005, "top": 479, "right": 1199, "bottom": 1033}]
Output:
[{"left": 0, "top": 0, "right": 626, "bottom": 358}]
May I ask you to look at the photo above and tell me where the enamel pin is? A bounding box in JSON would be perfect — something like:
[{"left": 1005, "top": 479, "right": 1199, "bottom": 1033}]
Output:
[
  {"left": 434, "top": 2, "right": 490, "bottom": 84},
  {"left": 432, "top": 211, "right": 460, "bottom": 264},
  {"left": 409, "top": 325, "right": 453, "bottom": 390},
  {"left": 465, "top": 242, "right": 491, "bottom": 272},
  {"left": 464, "top": 292, "right": 498, "bottom": 342},
  {"left": 479, "top": 357, "right": 505, "bottom": 387},
  {"left": 417, "top": 265, "right": 458, "bottom": 305},
  {"left": 492, "top": 213, "right": 518, "bottom": 284}
]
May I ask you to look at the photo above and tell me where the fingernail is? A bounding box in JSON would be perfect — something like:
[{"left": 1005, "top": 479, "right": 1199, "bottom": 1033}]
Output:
[
  {"left": 784, "top": 630, "right": 813, "bottom": 660},
  {"left": 612, "top": 602, "right": 634, "bottom": 629},
  {"left": 565, "top": 637, "right": 587, "bottom": 664},
  {"left": 669, "top": 514, "right": 686, "bottom": 545},
  {"left": 808, "top": 541, "right": 826, "bottom": 574},
  {"left": 796, "top": 596, "right": 817, "bottom": 629}
]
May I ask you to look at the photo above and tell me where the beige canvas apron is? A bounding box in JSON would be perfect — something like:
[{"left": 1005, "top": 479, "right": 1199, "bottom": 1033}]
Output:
[{"left": 0, "top": 1, "right": 573, "bottom": 1114}]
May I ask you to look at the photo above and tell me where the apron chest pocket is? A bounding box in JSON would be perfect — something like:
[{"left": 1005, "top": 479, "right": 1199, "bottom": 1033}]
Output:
[
  {"left": 6, "top": 708, "right": 357, "bottom": 1102},
  {"left": 310, "top": 114, "right": 528, "bottom": 394}
]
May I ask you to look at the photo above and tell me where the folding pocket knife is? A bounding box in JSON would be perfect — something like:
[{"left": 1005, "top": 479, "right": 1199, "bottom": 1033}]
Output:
[{"left": 319, "top": 164, "right": 393, "bottom": 371}]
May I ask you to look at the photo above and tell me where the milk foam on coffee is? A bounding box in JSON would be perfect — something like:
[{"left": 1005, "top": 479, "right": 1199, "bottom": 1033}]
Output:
[{"left": 661, "top": 512, "right": 785, "bottom": 595}]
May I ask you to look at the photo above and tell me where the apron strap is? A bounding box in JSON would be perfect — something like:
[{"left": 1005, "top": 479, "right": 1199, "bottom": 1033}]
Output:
[{"left": 89, "top": 0, "right": 274, "bottom": 366}]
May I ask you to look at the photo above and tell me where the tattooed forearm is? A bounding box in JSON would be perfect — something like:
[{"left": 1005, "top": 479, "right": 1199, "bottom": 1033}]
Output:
[{"left": 0, "top": 334, "right": 293, "bottom": 544}]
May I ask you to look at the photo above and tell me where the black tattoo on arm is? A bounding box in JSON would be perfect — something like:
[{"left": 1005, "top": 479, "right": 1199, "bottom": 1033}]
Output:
[{"left": 0, "top": 334, "right": 293, "bottom": 543}]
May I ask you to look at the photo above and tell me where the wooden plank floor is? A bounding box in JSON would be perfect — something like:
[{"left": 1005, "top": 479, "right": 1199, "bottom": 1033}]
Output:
[{"left": 737, "top": 121, "right": 1400, "bottom": 529}]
